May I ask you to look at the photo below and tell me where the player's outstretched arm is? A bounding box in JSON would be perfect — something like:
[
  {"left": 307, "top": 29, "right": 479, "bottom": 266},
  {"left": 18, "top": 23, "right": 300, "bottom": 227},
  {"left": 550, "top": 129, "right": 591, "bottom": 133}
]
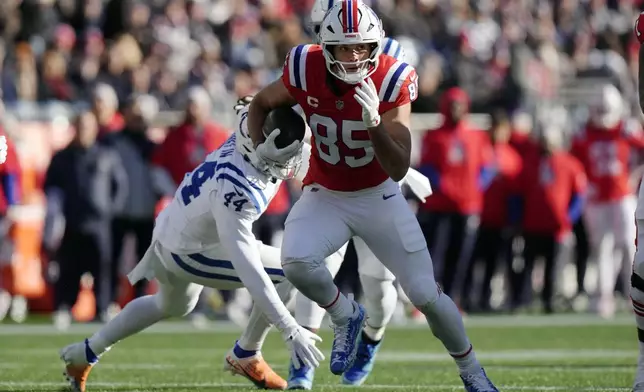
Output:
[
  {"left": 212, "top": 197, "right": 293, "bottom": 330},
  {"left": 211, "top": 193, "right": 324, "bottom": 368},
  {"left": 248, "top": 79, "right": 298, "bottom": 148}
]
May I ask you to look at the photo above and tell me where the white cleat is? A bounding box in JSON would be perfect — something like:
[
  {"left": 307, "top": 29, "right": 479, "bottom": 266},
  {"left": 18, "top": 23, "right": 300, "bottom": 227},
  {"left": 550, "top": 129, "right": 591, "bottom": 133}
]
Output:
[{"left": 59, "top": 339, "right": 99, "bottom": 392}]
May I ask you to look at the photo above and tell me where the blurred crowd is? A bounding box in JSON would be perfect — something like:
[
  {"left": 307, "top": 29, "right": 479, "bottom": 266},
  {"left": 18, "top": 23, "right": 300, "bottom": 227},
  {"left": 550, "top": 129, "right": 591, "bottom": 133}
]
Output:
[{"left": 0, "top": 0, "right": 643, "bottom": 328}]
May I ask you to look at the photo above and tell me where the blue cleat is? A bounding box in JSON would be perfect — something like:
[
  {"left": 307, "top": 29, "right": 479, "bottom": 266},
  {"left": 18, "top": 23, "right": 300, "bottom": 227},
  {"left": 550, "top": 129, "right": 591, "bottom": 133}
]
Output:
[
  {"left": 286, "top": 358, "right": 315, "bottom": 390},
  {"left": 329, "top": 301, "right": 366, "bottom": 375},
  {"left": 460, "top": 368, "right": 499, "bottom": 392},
  {"left": 341, "top": 331, "right": 382, "bottom": 385}
]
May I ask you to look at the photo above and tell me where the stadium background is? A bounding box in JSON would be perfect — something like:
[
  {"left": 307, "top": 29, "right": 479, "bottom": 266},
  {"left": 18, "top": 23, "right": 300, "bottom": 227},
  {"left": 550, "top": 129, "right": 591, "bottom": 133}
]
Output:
[{"left": 0, "top": 0, "right": 641, "bottom": 326}]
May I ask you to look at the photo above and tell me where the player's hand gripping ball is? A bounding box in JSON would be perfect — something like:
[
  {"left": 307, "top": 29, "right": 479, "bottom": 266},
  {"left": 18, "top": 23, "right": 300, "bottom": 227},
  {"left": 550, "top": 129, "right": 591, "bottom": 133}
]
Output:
[
  {"left": 636, "top": 12, "right": 644, "bottom": 44},
  {"left": 354, "top": 78, "right": 381, "bottom": 128},
  {"left": 0, "top": 136, "right": 7, "bottom": 165},
  {"left": 256, "top": 106, "right": 305, "bottom": 165}
]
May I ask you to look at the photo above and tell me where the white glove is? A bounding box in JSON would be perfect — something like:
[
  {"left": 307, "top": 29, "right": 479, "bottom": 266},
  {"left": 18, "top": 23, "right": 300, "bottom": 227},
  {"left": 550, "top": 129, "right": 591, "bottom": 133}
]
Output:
[
  {"left": 281, "top": 324, "right": 325, "bottom": 369},
  {"left": 256, "top": 129, "right": 302, "bottom": 165},
  {"left": 0, "top": 136, "right": 7, "bottom": 165},
  {"left": 234, "top": 96, "right": 254, "bottom": 114},
  {"left": 353, "top": 78, "right": 381, "bottom": 128},
  {"left": 401, "top": 168, "right": 433, "bottom": 202}
]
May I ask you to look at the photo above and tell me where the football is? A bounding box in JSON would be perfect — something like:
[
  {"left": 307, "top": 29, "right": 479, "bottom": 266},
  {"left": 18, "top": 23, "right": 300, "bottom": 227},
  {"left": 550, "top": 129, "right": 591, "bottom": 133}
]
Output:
[{"left": 262, "top": 106, "right": 306, "bottom": 149}]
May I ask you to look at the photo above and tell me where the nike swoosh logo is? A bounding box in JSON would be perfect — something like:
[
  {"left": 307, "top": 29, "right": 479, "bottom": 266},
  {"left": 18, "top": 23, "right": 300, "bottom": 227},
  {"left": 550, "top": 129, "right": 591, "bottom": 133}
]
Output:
[{"left": 382, "top": 194, "right": 396, "bottom": 200}]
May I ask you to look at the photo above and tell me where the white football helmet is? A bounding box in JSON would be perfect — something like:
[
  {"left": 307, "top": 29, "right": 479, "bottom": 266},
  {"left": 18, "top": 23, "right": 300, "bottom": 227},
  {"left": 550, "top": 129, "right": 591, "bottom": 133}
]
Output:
[
  {"left": 310, "top": 0, "right": 337, "bottom": 39},
  {"left": 235, "top": 98, "right": 303, "bottom": 180},
  {"left": 234, "top": 98, "right": 269, "bottom": 176},
  {"left": 591, "top": 84, "right": 623, "bottom": 129},
  {"left": 318, "top": 0, "right": 384, "bottom": 84}
]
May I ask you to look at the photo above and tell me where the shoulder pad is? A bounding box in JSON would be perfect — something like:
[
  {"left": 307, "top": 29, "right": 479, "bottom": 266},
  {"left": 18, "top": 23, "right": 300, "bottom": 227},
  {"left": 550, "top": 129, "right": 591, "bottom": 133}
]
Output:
[
  {"left": 284, "top": 44, "right": 318, "bottom": 92},
  {"left": 378, "top": 60, "right": 414, "bottom": 102}
]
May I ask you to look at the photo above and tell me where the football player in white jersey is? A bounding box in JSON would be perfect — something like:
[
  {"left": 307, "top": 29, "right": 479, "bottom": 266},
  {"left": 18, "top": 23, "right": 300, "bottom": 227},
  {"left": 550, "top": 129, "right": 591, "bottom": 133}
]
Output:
[
  {"left": 286, "top": 0, "right": 417, "bottom": 388},
  {"left": 58, "top": 100, "right": 327, "bottom": 392}
]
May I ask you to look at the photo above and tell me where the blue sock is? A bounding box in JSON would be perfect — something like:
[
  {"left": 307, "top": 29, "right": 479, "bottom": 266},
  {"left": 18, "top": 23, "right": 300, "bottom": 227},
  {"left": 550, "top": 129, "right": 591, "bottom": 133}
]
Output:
[
  {"left": 233, "top": 341, "right": 257, "bottom": 359},
  {"left": 84, "top": 339, "right": 99, "bottom": 364}
]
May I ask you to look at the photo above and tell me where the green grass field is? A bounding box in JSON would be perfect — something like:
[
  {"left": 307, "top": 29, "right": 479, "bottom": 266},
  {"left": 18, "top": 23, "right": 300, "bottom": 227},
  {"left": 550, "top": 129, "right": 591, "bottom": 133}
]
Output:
[{"left": 0, "top": 314, "right": 638, "bottom": 391}]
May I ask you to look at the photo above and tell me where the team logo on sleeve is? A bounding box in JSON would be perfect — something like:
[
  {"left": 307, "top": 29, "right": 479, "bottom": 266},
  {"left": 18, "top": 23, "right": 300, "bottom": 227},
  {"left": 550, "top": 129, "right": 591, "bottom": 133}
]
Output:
[{"left": 336, "top": 100, "right": 344, "bottom": 110}]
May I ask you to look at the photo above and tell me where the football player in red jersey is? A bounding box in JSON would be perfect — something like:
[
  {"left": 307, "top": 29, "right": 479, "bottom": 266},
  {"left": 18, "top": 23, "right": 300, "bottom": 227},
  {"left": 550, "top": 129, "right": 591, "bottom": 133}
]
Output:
[
  {"left": 247, "top": 1, "right": 498, "bottom": 390},
  {"left": 571, "top": 84, "right": 644, "bottom": 319},
  {"left": 631, "top": 11, "right": 644, "bottom": 392}
]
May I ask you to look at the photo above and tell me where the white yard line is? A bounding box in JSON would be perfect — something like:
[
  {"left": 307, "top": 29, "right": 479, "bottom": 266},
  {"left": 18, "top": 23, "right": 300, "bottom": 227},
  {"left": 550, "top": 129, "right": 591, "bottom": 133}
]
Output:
[
  {"left": 0, "top": 314, "right": 635, "bottom": 336},
  {"left": 0, "top": 362, "right": 635, "bottom": 374},
  {"left": 0, "top": 381, "right": 631, "bottom": 391},
  {"left": 0, "top": 348, "right": 637, "bottom": 361}
]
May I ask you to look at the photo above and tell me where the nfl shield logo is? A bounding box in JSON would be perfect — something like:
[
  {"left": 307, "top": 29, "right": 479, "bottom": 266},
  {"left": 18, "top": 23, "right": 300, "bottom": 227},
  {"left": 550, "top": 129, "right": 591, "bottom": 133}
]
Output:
[{"left": 336, "top": 100, "right": 344, "bottom": 110}]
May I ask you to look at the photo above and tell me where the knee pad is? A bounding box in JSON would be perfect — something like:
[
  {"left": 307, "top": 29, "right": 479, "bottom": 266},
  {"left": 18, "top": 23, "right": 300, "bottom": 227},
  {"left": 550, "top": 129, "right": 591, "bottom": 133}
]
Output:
[
  {"left": 282, "top": 259, "right": 338, "bottom": 305},
  {"left": 282, "top": 258, "right": 327, "bottom": 284},
  {"left": 404, "top": 276, "right": 441, "bottom": 308}
]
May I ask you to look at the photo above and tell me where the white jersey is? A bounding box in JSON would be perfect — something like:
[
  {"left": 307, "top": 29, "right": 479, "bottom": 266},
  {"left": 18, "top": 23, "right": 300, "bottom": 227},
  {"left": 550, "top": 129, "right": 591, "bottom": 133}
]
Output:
[
  {"left": 155, "top": 135, "right": 279, "bottom": 254},
  {"left": 154, "top": 106, "right": 311, "bottom": 255},
  {"left": 141, "top": 107, "right": 311, "bottom": 330}
]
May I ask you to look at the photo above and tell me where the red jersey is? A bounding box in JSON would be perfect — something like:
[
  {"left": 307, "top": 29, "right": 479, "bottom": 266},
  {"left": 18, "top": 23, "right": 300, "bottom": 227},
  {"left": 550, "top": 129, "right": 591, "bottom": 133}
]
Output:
[
  {"left": 509, "top": 132, "right": 534, "bottom": 157},
  {"left": 519, "top": 148, "right": 587, "bottom": 239},
  {"left": 0, "top": 132, "right": 21, "bottom": 214},
  {"left": 480, "top": 143, "right": 522, "bottom": 228},
  {"left": 265, "top": 182, "right": 290, "bottom": 215},
  {"left": 419, "top": 126, "right": 493, "bottom": 214},
  {"left": 281, "top": 44, "right": 418, "bottom": 192},
  {"left": 152, "top": 121, "right": 229, "bottom": 185},
  {"left": 571, "top": 120, "right": 644, "bottom": 203}
]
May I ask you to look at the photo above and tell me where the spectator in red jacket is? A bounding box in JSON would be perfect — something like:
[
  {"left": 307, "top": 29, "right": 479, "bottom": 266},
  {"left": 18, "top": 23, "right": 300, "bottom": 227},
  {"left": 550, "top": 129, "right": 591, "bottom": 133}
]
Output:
[
  {"left": 152, "top": 86, "right": 229, "bottom": 186},
  {"left": 511, "top": 127, "right": 587, "bottom": 313},
  {"left": 417, "top": 87, "right": 495, "bottom": 302},
  {"left": 461, "top": 109, "right": 522, "bottom": 312}
]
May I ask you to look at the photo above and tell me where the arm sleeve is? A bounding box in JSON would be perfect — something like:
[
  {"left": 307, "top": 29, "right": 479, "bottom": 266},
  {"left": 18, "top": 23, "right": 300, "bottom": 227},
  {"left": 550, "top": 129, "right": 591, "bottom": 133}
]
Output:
[{"left": 210, "top": 191, "right": 295, "bottom": 332}]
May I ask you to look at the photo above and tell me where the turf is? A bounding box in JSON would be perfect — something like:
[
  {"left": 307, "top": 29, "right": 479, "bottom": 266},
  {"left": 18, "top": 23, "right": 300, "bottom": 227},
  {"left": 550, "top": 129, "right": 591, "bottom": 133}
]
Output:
[{"left": 0, "top": 314, "right": 637, "bottom": 391}]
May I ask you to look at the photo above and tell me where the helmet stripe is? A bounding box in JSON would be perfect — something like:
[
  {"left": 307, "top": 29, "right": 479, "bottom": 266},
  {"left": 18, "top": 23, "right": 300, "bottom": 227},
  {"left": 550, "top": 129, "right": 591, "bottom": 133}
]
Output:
[
  {"left": 351, "top": 0, "right": 359, "bottom": 33},
  {"left": 346, "top": 0, "right": 353, "bottom": 33},
  {"left": 342, "top": 0, "right": 348, "bottom": 33}
]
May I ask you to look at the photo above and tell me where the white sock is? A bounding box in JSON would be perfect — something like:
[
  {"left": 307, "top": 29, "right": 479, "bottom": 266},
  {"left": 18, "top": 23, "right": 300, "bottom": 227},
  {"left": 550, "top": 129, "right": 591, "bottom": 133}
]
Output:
[
  {"left": 360, "top": 277, "right": 398, "bottom": 341},
  {"left": 364, "top": 323, "right": 386, "bottom": 341},
  {"left": 294, "top": 292, "right": 327, "bottom": 330},
  {"left": 323, "top": 289, "right": 354, "bottom": 324},
  {"left": 238, "top": 305, "right": 270, "bottom": 352},
  {"left": 238, "top": 281, "right": 295, "bottom": 351},
  {"left": 88, "top": 295, "right": 166, "bottom": 355}
]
